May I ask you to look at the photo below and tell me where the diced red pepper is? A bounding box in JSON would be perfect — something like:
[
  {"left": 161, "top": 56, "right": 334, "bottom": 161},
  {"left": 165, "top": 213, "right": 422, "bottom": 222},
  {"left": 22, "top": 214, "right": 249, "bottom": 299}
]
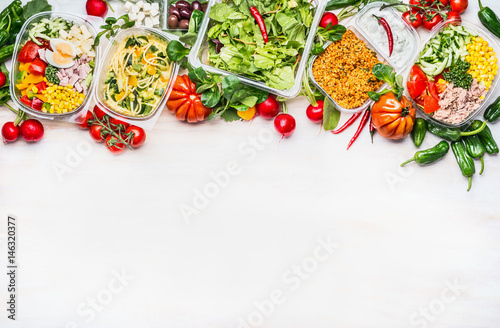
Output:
[
  {"left": 407, "top": 80, "right": 427, "bottom": 99},
  {"left": 20, "top": 95, "right": 33, "bottom": 107},
  {"left": 35, "top": 81, "right": 47, "bottom": 92},
  {"left": 18, "top": 40, "right": 41, "bottom": 63},
  {"left": 31, "top": 97, "right": 44, "bottom": 111},
  {"left": 424, "top": 94, "right": 440, "bottom": 114},
  {"left": 28, "top": 58, "right": 47, "bottom": 76}
]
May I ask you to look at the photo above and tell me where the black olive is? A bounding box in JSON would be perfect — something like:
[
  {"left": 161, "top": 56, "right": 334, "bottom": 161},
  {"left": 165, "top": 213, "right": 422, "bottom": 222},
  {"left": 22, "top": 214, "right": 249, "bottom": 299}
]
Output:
[
  {"left": 175, "top": 0, "right": 191, "bottom": 10},
  {"left": 167, "top": 15, "right": 179, "bottom": 29},
  {"left": 178, "top": 19, "right": 190, "bottom": 30},
  {"left": 179, "top": 8, "right": 192, "bottom": 19},
  {"left": 202, "top": 3, "right": 207, "bottom": 12},
  {"left": 169, "top": 5, "right": 180, "bottom": 18},
  {"left": 191, "top": 1, "right": 202, "bottom": 11}
]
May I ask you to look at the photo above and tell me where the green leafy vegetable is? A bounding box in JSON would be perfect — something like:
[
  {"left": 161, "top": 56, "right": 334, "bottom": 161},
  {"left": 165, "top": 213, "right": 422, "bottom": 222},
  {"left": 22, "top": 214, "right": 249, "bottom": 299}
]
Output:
[
  {"left": 368, "top": 64, "right": 403, "bottom": 101},
  {"left": 95, "top": 14, "right": 135, "bottom": 46},
  {"left": 166, "top": 40, "right": 191, "bottom": 65},
  {"left": 179, "top": 10, "right": 205, "bottom": 46},
  {"left": 22, "top": 0, "right": 51, "bottom": 21},
  {"left": 443, "top": 59, "right": 473, "bottom": 90},
  {"left": 323, "top": 98, "right": 341, "bottom": 131},
  {"left": 312, "top": 24, "right": 347, "bottom": 55}
]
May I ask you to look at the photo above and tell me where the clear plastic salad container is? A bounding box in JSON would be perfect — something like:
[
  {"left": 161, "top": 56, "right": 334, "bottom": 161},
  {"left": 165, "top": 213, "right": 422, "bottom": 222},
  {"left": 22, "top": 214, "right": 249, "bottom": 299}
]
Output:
[
  {"left": 9, "top": 12, "right": 101, "bottom": 123},
  {"left": 404, "top": 19, "right": 500, "bottom": 129},
  {"left": 308, "top": 1, "right": 419, "bottom": 114},
  {"left": 93, "top": 27, "right": 179, "bottom": 130},
  {"left": 188, "top": 0, "right": 327, "bottom": 99}
]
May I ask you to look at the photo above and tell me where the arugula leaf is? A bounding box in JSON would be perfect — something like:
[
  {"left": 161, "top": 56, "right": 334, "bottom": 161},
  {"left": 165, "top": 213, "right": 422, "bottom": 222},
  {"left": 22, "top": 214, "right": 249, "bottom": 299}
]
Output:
[
  {"left": 23, "top": 0, "right": 51, "bottom": 21},
  {"left": 323, "top": 99, "right": 341, "bottom": 131}
]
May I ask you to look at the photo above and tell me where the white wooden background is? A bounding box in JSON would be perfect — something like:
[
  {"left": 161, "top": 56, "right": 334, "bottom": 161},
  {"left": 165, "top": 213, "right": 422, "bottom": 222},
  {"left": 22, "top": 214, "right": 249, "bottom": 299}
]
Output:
[{"left": 1, "top": 0, "right": 499, "bottom": 327}]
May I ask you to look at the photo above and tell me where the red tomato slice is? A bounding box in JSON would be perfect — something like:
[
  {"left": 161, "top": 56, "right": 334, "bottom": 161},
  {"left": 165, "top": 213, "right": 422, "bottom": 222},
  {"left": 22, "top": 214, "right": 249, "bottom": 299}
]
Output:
[
  {"left": 18, "top": 41, "right": 41, "bottom": 63},
  {"left": 407, "top": 81, "right": 427, "bottom": 99},
  {"left": 410, "top": 65, "right": 427, "bottom": 82},
  {"left": 427, "top": 81, "right": 440, "bottom": 101},
  {"left": 28, "top": 58, "right": 47, "bottom": 75},
  {"left": 20, "top": 95, "right": 33, "bottom": 107},
  {"left": 424, "top": 95, "right": 440, "bottom": 113}
]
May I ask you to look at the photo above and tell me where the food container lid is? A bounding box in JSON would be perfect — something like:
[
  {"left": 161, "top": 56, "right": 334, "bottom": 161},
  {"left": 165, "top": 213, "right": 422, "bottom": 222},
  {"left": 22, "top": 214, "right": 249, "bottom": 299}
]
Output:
[
  {"left": 9, "top": 11, "right": 101, "bottom": 123},
  {"left": 188, "top": 0, "right": 327, "bottom": 99},
  {"left": 92, "top": 26, "right": 179, "bottom": 130}
]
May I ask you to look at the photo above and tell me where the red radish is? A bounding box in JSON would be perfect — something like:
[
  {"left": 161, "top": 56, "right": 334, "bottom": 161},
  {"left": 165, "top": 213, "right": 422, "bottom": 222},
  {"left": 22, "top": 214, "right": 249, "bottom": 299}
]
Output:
[
  {"left": 20, "top": 119, "right": 44, "bottom": 142},
  {"left": 86, "top": 0, "right": 111, "bottom": 17},
  {"left": 0, "top": 71, "right": 6, "bottom": 88},
  {"left": 306, "top": 100, "right": 324, "bottom": 123},
  {"left": 256, "top": 95, "right": 280, "bottom": 119},
  {"left": 319, "top": 12, "right": 338, "bottom": 29},
  {"left": 274, "top": 114, "right": 296, "bottom": 138},
  {"left": 2, "top": 122, "right": 20, "bottom": 144}
]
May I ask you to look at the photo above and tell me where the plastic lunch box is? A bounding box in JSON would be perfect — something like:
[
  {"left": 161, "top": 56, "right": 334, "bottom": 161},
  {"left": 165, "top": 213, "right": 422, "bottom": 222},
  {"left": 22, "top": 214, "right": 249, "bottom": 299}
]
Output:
[
  {"left": 308, "top": 1, "right": 420, "bottom": 114},
  {"left": 9, "top": 12, "right": 101, "bottom": 123},
  {"left": 188, "top": 0, "right": 327, "bottom": 99},
  {"left": 404, "top": 19, "right": 500, "bottom": 129},
  {"left": 93, "top": 27, "right": 179, "bottom": 130}
]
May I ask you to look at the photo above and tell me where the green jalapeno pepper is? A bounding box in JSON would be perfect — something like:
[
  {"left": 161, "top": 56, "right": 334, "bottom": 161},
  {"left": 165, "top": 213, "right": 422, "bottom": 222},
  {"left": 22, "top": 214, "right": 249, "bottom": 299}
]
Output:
[
  {"left": 451, "top": 140, "right": 476, "bottom": 192},
  {"left": 401, "top": 140, "right": 450, "bottom": 167},
  {"left": 478, "top": 0, "right": 500, "bottom": 39},
  {"left": 411, "top": 118, "right": 427, "bottom": 147},
  {"left": 326, "top": 0, "right": 362, "bottom": 10},
  {"left": 463, "top": 135, "right": 486, "bottom": 175},
  {"left": 484, "top": 95, "right": 500, "bottom": 123},
  {"left": 0, "top": 44, "right": 14, "bottom": 63},
  {"left": 0, "top": 30, "right": 8, "bottom": 47},
  {"left": 470, "top": 120, "right": 499, "bottom": 154},
  {"left": 427, "top": 121, "right": 487, "bottom": 141}
]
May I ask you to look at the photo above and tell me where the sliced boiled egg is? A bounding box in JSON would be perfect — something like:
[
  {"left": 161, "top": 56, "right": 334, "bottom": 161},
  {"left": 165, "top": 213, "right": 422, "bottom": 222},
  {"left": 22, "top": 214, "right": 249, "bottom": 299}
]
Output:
[{"left": 46, "top": 39, "right": 76, "bottom": 68}]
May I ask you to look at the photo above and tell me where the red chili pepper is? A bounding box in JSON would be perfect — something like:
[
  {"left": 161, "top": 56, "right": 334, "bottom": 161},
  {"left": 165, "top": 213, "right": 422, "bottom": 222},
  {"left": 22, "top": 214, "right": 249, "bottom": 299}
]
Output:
[
  {"left": 373, "top": 15, "right": 393, "bottom": 56},
  {"left": 369, "top": 120, "right": 375, "bottom": 143},
  {"left": 331, "top": 111, "right": 362, "bottom": 134},
  {"left": 246, "top": 0, "right": 269, "bottom": 43},
  {"left": 347, "top": 108, "right": 370, "bottom": 150}
]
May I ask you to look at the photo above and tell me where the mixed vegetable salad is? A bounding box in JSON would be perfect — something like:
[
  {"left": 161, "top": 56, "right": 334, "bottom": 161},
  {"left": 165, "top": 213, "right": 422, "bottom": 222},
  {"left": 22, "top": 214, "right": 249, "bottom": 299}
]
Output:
[
  {"left": 15, "top": 17, "right": 95, "bottom": 114},
  {"left": 102, "top": 34, "right": 173, "bottom": 117},
  {"left": 206, "top": 0, "right": 317, "bottom": 91},
  {"left": 408, "top": 24, "right": 497, "bottom": 124}
]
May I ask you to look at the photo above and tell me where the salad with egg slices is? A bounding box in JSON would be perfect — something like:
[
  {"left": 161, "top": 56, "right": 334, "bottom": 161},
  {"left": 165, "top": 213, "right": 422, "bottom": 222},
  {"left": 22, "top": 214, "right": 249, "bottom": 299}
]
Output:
[{"left": 15, "top": 17, "right": 95, "bottom": 114}]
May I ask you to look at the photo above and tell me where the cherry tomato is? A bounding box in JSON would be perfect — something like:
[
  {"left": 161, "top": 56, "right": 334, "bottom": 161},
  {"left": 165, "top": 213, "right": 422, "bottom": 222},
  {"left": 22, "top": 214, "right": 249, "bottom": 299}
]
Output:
[
  {"left": 410, "top": 65, "right": 428, "bottom": 82},
  {"left": 410, "top": 0, "right": 432, "bottom": 9},
  {"left": 319, "top": 12, "right": 338, "bottom": 29},
  {"left": 402, "top": 10, "right": 422, "bottom": 29},
  {"left": 77, "top": 111, "right": 93, "bottom": 129},
  {"left": 450, "top": 0, "right": 468, "bottom": 14},
  {"left": 93, "top": 105, "right": 108, "bottom": 121},
  {"left": 89, "top": 125, "right": 105, "bottom": 142},
  {"left": 446, "top": 11, "right": 462, "bottom": 24},
  {"left": 0, "top": 71, "right": 6, "bottom": 88},
  {"left": 125, "top": 126, "right": 146, "bottom": 148},
  {"left": 438, "top": 0, "right": 449, "bottom": 6},
  {"left": 109, "top": 117, "right": 130, "bottom": 130},
  {"left": 105, "top": 135, "right": 126, "bottom": 154},
  {"left": 422, "top": 11, "right": 443, "bottom": 31}
]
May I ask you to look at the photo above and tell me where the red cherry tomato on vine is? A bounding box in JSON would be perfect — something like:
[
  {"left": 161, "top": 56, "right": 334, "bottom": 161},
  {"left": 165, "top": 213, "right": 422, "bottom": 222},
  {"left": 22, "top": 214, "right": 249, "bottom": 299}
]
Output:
[
  {"left": 77, "top": 111, "right": 93, "bottom": 129},
  {"left": 105, "top": 135, "right": 126, "bottom": 154},
  {"left": 450, "top": 0, "right": 468, "bottom": 14},
  {"left": 125, "top": 126, "right": 146, "bottom": 148},
  {"left": 446, "top": 11, "right": 461, "bottom": 25},
  {"left": 422, "top": 11, "right": 443, "bottom": 31},
  {"left": 402, "top": 10, "right": 422, "bottom": 29},
  {"left": 89, "top": 125, "right": 105, "bottom": 142},
  {"left": 109, "top": 117, "right": 130, "bottom": 129},
  {"left": 93, "top": 105, "right": 108, "bottom": 121}
]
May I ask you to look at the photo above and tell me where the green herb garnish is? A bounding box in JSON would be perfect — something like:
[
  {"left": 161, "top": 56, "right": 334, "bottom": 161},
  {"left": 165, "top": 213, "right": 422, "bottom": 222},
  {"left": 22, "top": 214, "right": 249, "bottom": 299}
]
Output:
[{"left": 443, "top": 59, "right": 474, "bottom": 90}]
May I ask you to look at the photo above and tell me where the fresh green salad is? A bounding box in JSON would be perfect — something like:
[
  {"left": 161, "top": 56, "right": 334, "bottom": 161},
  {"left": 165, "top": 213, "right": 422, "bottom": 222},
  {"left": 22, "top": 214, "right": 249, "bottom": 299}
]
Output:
[{"left": 206, "top": 0, "right": 316, "bottom": 90}]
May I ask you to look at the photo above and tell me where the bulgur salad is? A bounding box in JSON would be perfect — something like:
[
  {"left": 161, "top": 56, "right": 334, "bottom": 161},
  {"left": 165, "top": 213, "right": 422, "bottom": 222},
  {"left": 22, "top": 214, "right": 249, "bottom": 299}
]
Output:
[{"left": 311, "top": 29, "right": 384, "bottom": 109}]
